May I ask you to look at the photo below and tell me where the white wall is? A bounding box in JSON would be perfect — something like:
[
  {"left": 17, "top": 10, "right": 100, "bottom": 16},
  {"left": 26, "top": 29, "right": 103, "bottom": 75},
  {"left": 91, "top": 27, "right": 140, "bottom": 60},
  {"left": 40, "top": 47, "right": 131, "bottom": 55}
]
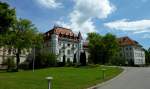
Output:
[
  {"left": 133, "top": 47, "right": 145, "bottom": 65},
  {"left": 121, "top": 46, "right": 145, "bottom": 65}
]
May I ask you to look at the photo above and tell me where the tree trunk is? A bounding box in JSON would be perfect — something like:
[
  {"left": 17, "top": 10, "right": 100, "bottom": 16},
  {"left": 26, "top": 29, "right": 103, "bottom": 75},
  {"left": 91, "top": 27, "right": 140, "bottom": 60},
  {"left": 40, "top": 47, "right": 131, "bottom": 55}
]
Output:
[{"left": 16, "top": 48, "right": 20, "bottom": 72}]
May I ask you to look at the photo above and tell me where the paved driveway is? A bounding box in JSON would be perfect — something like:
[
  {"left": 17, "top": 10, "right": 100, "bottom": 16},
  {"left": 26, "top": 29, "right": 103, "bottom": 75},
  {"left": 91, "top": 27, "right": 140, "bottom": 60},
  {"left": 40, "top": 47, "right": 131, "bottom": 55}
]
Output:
[{"left": 95, "top": 67, "right": 150, "bottom": 89}]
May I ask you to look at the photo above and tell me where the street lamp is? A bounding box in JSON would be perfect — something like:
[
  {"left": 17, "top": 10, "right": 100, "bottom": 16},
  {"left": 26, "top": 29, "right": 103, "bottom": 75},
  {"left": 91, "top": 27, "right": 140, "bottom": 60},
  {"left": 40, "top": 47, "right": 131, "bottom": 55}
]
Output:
[
  {"left": 101, "top": 69, "right": 106, "bottom": 80},
  {"left": 45, "top": 76, "right": 53, "bottom": 89}
]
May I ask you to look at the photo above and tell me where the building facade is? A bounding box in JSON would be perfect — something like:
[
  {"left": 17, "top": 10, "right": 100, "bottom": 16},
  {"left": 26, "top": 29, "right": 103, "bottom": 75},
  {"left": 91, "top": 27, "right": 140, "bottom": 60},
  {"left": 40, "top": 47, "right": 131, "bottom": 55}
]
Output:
[
  {"left": 43, "top": 26, "right": 83, "bottom": 63},
  {"left": 0, "top": 47, "right": 30, "bottom": 68},
  {"left": 118, "top": 37, "right": 145, "bottom": 65},
  {"left": 83, "top": 41, "right": 89, "bottom": 62}
]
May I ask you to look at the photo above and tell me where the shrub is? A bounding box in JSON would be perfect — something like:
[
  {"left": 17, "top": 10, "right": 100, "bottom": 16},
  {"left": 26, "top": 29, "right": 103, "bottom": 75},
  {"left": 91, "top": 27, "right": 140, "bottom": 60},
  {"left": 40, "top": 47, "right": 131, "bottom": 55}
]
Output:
[
  {"left": 33, "top": 51, "right": 57, "bottom": 69},
  {"left": 3, "top": 57, "right": 15, "bottom": 71},
  {"left": 19, "top": 61, "right": 29, "bottom": 70},
  {"left": 109, "top": 56, "right": 126, "bottom": 66},
  {"left": 22, "top": 51, "right": 58, "bottom": 69},
  {"left": 62, "top": 55, "right": 66, "bottom": 66},
  {"left": 87, "top": 64, "right": 100, "bottom": 68},
  {"left": 73, "top": 54, "right": 77, "bottom": 64},
  {"left": 65, "top": 58, "right": 73, "bottom": 67}
]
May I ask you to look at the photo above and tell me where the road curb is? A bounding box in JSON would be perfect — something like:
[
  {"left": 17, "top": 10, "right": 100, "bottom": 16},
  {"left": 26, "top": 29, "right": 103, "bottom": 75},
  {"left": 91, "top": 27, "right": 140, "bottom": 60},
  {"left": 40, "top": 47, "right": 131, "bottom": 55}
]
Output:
[{"left": 87, "top": 67, "right": 127, "bottom": 89}]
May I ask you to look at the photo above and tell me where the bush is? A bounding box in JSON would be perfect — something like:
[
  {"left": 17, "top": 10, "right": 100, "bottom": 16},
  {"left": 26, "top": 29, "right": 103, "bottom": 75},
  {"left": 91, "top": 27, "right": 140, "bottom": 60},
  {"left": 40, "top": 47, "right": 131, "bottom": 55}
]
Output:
[
  {"left": 87, "top": 64, "right": 100, "bottom": 68},
  {"left": 109, "top": 57, "right": 126, "bottom": 66},
  {"left": 3, "top": 57, "right": 15, "bottom": 71},
  {"left": 73, "top": 54, "right": 77, "bottom": 64},
  {"left": 57, "top": 62, "right": 65, "bottom": 67},
  {"left": 33, "top": 51, "right": 57, "bottom": 69},
  {"left": 65, "top": 58, "right": 73, "bottom": 67},
  {"left": 62, "top": 55, "right": 66, "bottom": 66},
  {"left": 19, "top": 61, "right": 29, "bottom": 70},
  {"left": 21, "top": 51, "right": 57, "bottom": 70},
  {"left": 73, "top": 63, "right": 80, "bottom": 68}
]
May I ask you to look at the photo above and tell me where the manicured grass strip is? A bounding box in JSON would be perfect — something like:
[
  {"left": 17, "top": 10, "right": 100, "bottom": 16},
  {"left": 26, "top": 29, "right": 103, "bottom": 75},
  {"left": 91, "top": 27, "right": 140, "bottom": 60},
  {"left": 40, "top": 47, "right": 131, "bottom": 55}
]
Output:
[{"left": 0, "top": 66, "right": 122, "bottom": 89}]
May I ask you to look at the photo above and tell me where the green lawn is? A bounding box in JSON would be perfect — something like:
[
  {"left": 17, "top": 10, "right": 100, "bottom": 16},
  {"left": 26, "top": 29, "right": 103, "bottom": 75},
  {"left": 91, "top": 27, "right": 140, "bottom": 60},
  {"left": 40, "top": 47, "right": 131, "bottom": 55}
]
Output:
[{"left": 0, "top": 66, "right": 122, "bottom": 89}]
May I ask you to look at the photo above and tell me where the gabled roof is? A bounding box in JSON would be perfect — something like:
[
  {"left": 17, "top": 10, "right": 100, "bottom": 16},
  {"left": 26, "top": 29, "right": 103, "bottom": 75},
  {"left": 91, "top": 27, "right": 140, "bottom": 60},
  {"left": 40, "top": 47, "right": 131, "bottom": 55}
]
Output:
[
  {"left": 45, "top": 26, "right": 76, "bottom": 36},
  {"left": 83, "top": 41, "right": 89, "bottom": 48},
  {"left": 118, "top": 36, "right": 142, "bottom": 47},
  {"left": 44, "top": 26, "right": 82, "bottom": 41}
]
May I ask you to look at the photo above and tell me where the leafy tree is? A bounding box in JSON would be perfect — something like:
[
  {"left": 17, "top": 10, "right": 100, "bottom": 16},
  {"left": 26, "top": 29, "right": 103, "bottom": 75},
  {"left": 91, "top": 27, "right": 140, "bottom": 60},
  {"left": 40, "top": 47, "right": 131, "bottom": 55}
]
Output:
[
  {"left": 102, "top": 33, "right": 120, "bottom": 64},
  {"left": 145, "top": 48, "right": 150, "bottom": 65},
  {"left": 34, "top": 51, "right": 57, "bottom": 68},
  {"left": 0, "top": 1, "right": 16, "bottom": 46},
  {"left": 0, "top": 2, "right": 43, "bottom": 71},
  {"left": 73, "top": 53, "right": 77, "bottom": 64},
  {"left": 87, "top": 32, "right": 120, "bottom": 65},
  {"left": 0, "top": 2, "right": 16, "bottom": 33},
  {"left": 62, "top": 55, "right": 66, "bottom": 65},
  {"left": 88, "top": 32, "right": 103, "bottom": 64},
  {"left": 9, "top": 19, "right": 43, "bottom": 71}
]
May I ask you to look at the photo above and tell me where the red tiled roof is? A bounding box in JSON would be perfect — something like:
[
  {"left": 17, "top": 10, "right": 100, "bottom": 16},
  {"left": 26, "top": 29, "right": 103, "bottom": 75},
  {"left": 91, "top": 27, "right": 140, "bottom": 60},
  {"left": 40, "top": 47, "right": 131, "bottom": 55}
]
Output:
[
  {"left": 44, "top": 26, "right": 81, "bottom": 41},
  {"left": 118, "top": 36, "right": 141, "bottom": 47},
  {"left": 83, "top": 41, "right": 89, "bottom": 48}
]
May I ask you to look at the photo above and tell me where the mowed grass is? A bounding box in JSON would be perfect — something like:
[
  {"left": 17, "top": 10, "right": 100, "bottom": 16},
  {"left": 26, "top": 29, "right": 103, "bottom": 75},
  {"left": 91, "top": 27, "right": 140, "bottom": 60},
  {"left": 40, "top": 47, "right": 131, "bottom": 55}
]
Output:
[{"left": 0, "top": 66, "right": 122, "bottom": 89}]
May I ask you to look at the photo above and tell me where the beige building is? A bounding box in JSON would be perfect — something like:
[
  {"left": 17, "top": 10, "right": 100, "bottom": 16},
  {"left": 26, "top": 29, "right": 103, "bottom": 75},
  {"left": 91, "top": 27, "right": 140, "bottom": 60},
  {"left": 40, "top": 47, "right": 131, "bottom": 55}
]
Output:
[
  {"left": 0, "top": 47, "right": 30, "bottom": 68},
  {"left": 118, "top": 37, "right": 145, "bottom": 65}
]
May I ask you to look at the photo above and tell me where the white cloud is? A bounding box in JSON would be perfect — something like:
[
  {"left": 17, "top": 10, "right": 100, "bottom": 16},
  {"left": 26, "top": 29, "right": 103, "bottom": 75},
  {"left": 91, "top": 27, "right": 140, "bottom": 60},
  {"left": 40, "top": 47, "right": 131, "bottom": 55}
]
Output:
[
  {"left": 104, "top": 19, "right": 150, "bottom": 33},
  {"left": 57, "top": 0, "right": 116, "bottom": 38},
  {"left": 142, "top": 34, "right": 150, "bottom": 39},
  {"left": 37, "top": 0, "right": 62, "bottom": 9}
]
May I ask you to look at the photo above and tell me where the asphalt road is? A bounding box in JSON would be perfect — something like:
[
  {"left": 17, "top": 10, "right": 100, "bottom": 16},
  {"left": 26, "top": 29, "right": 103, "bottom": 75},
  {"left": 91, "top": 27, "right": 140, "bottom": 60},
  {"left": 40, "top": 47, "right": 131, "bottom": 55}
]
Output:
[{"left": 96, "top": 67, "right": 150, "bottom": 89}]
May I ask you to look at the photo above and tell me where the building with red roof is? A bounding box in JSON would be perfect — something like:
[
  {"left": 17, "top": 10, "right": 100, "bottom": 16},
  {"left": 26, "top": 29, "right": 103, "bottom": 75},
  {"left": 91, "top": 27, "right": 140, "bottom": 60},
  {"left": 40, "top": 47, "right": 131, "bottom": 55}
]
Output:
[
  {"left": 118, "top": 36, "right": 145, "bottom": 65},
  {"left": 43, "top": 26, "right": 83, "bottom": 63}
]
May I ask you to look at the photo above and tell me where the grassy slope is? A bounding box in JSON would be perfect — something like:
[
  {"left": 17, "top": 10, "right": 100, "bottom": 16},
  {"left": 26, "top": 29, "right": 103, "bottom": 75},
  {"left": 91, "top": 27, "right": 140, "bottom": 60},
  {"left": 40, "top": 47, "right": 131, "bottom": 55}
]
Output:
[{"left": 0, "top": 66, "right": 122, "bottom": 89}]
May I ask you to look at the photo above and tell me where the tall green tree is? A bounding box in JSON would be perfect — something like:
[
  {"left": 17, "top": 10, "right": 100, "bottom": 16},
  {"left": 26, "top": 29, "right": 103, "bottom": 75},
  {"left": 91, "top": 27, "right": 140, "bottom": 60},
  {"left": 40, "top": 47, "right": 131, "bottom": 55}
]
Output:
[
  {"left": 10, "top": 19, "right": 43, "bottom": 71},
  {"left": 102, "top": 33, "right": 120, "bottom": 64},
  {"left": 0, "top": 1, "right": 16, "bottom": 46},
  {"left": 0, "top": 2, "right": 43, "bottom": 71},
  {"left": 87, "top": 32, "right": 103, "bottom": 64},
  {"left": 145, "top": 48, "right": 150, "bottom": 65},
  {"left": 87, "top": 32, "right": 120, "bottom": 65}
]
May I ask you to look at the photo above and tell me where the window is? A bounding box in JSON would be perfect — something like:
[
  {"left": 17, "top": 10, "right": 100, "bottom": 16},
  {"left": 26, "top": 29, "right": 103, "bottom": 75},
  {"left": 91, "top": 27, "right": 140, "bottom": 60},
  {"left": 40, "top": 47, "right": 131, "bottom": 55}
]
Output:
[
  {"left": 63, "top": 43, "right": 65, "bottom": 48},
  {"left": 68, "top": 43, "right": 70, "bottom": 47}
]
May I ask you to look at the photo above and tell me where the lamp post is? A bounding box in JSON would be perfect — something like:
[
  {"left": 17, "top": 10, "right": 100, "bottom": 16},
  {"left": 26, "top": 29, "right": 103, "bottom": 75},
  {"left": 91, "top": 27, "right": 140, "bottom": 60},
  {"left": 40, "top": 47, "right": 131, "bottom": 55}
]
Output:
[
  {"left": 101, "top": 69, "right": 106, "bottom": 80},
  {"left": 32, "top": 45, "right": 35, "bottom": 72},
  {"left": 45, "top": 77, "right": 53, "bottom": 89}
]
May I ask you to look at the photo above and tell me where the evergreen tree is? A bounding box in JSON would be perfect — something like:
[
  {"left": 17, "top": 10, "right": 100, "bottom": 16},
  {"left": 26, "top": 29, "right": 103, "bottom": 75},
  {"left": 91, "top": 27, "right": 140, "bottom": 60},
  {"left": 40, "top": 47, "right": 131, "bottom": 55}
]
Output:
[
  {"left": 80, "top": 51, "right": 86, "bottom": 66},
  {"left": 73, "top": 53, "right": 77, "bottom": 63}
]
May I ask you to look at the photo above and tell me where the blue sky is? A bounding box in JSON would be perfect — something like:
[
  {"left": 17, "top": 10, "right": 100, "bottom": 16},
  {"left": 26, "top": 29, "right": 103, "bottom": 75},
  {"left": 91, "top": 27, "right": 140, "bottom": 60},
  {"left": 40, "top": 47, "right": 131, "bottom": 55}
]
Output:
[{"left": 1, "top": 0, "right": 150, "bottom": 49}]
